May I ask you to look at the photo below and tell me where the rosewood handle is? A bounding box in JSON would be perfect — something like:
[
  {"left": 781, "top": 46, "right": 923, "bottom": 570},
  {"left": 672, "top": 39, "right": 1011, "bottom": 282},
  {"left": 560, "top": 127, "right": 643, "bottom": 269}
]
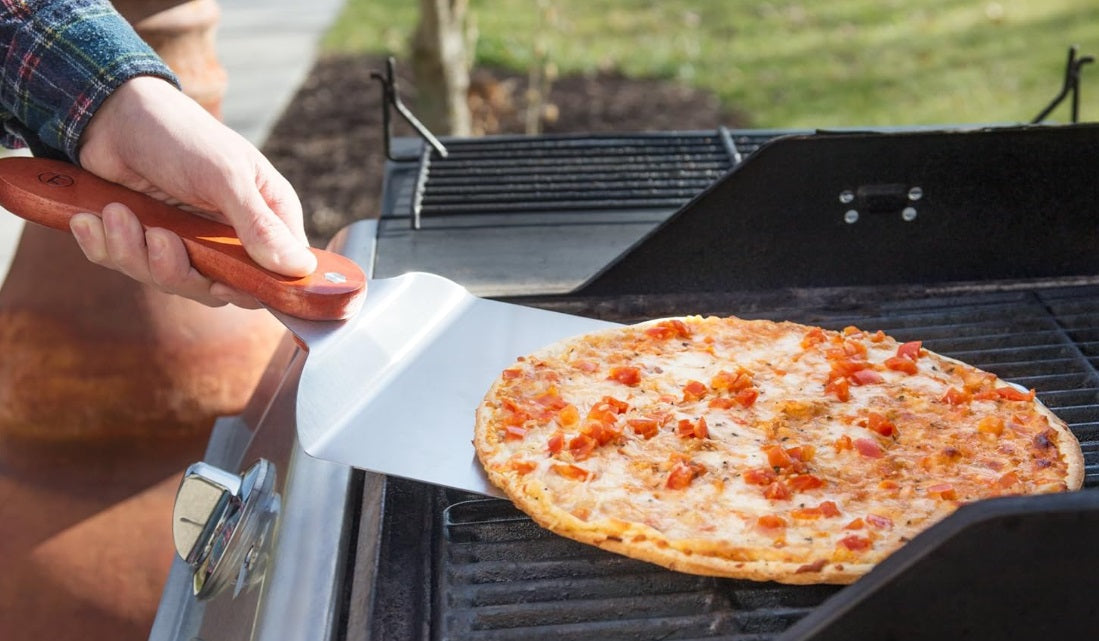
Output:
[{"left": 0, "top": 156, "right": 365, "bottom": 321}]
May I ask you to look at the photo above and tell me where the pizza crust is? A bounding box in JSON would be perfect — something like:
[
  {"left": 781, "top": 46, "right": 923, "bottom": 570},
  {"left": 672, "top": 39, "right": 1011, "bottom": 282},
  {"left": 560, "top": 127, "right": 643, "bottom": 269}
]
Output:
[{"left": 474, "top": 316, "right": 1084, "bottom": 585}]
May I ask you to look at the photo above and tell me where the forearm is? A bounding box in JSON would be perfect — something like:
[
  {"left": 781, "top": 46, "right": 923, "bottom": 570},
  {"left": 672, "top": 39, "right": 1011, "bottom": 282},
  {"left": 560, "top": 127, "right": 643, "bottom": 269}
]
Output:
[{"left": 0, "top": 0, "right": 177, "bottom": 162}]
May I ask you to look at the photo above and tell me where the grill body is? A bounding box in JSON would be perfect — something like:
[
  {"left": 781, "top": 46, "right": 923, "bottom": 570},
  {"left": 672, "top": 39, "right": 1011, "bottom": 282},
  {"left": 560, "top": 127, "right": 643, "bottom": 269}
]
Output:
[{"left": 153, "top": 124, "right": 1099, "bottom": 641}]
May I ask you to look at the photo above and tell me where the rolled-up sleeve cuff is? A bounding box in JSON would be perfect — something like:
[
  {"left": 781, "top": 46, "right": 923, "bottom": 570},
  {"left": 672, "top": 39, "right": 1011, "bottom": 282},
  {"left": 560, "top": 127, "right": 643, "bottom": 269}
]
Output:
[{"left": 0, "top": 0, "right": 179, "bottom": 162}]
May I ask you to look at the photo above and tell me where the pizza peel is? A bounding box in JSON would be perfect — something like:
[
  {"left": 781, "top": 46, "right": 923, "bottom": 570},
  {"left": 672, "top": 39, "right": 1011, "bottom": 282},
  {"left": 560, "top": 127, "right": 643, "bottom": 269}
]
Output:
[{"left": 0, "top": 157, "right": 615, "bottom": 496}]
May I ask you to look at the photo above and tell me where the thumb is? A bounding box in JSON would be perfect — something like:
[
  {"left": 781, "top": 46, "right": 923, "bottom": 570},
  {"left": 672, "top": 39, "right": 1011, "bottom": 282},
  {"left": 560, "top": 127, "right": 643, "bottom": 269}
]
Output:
[{"left": 222, "top": 188, "right": 317, "bottom": 278}]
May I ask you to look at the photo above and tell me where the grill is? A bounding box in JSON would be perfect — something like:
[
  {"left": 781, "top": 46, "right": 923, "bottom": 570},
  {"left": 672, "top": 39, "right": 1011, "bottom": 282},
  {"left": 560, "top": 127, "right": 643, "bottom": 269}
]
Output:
[
  {"left": 398, "top": 130, "right": 774, "bottom": 224},
  {"left": 152, "top": 119, "right": 1099, "bottom": 639},
  {"left": 352, "top": 122, "right": 1099, "bottom": 641}
]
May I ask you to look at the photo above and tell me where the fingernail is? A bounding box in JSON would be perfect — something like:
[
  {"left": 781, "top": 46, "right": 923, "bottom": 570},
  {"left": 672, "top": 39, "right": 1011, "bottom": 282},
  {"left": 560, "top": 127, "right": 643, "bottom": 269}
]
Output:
[
  {"left": 283, "top": 243, "right": 318, "bottom": 275},
  {"left": 71, "top": 216, "right": 92, "bottom": 243}
]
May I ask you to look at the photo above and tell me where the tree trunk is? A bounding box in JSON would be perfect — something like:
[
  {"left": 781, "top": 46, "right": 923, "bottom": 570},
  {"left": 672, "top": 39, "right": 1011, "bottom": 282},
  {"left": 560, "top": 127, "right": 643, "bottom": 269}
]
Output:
[{"left": 411, "top": 0, "right": 473, "bottom": 136}]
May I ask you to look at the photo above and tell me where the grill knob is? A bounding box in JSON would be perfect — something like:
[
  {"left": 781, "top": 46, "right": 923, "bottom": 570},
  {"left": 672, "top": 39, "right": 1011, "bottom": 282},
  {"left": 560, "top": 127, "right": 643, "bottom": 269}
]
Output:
[{"left": 172, "top": 459, "right": 280, "bottom": 599}]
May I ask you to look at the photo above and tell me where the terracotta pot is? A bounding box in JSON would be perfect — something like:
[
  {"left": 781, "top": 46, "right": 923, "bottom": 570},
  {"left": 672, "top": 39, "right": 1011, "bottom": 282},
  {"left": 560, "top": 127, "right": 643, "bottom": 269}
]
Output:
[{"left": 115, "top": 0, "right": 228, "bottom": 117}]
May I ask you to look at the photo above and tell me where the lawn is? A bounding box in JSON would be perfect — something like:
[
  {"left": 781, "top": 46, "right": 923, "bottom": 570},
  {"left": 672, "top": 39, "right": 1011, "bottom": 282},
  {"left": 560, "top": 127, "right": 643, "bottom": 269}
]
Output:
[{"left": 323, "top": 0, "right": 1099, "bottom": 128}]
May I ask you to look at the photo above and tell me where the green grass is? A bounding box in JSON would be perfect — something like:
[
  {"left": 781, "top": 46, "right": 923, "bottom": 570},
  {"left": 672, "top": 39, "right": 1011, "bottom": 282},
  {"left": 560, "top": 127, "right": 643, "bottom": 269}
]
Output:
[{"left": 322, "top": 0, "right": 1099, "bottom": 128}]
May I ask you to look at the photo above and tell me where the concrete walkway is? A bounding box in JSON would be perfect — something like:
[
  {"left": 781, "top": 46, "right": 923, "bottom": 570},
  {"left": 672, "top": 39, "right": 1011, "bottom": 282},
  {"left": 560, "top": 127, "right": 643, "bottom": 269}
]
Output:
[{"left": 0, "top": 0, "right": 345, "bottom": 285}]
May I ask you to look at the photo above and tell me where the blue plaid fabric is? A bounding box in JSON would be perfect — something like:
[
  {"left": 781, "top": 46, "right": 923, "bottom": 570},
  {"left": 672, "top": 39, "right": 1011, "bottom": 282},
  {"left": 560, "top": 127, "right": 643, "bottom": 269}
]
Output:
[{"left": 0, "top": 0, "right": 177, "bottom": 162}]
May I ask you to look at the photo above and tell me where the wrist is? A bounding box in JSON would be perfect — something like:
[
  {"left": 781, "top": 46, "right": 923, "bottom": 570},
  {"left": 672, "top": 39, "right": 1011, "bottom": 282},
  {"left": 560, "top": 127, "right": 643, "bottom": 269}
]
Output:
[{"left": 78, "top": 76, "right": 181, "bottom": 169}]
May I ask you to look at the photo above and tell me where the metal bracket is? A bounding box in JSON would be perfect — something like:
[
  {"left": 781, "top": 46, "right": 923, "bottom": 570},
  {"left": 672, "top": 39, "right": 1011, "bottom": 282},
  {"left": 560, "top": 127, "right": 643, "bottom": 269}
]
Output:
[
  {"left": 1032, "top": 45, "right": 1094, "bottom": 124},
  {"left": 370, "top": 57, "right": 449, "bottom": 162}
]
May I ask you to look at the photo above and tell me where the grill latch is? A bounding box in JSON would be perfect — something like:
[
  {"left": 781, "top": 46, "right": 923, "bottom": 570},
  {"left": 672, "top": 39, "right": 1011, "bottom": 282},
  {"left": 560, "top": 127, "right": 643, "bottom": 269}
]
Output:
[{"left": 172, "top": 459, "right": 280, "bottom": 599}]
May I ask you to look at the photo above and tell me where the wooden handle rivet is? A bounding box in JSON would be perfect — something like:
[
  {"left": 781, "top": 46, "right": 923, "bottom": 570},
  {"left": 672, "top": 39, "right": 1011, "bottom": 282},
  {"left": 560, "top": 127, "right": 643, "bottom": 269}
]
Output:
[{"left": 323, "top": 272, "right": 347, "bottom": 284}]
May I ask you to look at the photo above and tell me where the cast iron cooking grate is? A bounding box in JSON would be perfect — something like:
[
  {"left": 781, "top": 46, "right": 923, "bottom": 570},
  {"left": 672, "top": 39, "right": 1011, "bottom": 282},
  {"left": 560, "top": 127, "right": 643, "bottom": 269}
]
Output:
[
  {"left": 417, "top": 285, "right": 1099, "bottom": 641},
  {"left": 388, "top": 130, "right": 782, "bottom": 222}
]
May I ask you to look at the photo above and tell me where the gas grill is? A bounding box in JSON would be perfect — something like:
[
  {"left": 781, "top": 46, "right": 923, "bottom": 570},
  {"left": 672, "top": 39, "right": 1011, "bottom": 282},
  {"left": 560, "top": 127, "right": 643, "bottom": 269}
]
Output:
[{"left": 152, "top": 87, "right": 1099, "bottom": 639}]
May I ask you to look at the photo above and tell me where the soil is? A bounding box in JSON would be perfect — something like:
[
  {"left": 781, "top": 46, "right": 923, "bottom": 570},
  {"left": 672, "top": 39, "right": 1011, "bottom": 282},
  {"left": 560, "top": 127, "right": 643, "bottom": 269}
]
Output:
[{"left": 262, "top": 54, "right": 745, "bottom": 244}]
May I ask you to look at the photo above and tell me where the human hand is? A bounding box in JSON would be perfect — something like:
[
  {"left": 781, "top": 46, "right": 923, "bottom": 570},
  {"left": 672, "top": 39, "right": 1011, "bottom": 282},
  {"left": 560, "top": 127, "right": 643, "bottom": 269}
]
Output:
[{"left": 73, "top": 76, "right": 317, "bottom": 308}]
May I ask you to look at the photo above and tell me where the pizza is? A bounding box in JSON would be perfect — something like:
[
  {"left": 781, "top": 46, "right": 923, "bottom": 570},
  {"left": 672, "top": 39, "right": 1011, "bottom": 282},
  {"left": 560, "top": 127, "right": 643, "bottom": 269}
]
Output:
[{"left": 473, "top": 315, "right": 1084, "bottom": 584}]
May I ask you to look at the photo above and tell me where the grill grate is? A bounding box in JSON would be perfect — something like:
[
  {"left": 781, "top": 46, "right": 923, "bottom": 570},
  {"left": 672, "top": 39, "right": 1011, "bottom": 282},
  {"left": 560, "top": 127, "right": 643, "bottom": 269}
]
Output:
[
  {"left": 372, "top": 282, "right": 1099, "bottom": 641},
  {"left": 391, "top": 130, "right": 782, "bottom": 222}
]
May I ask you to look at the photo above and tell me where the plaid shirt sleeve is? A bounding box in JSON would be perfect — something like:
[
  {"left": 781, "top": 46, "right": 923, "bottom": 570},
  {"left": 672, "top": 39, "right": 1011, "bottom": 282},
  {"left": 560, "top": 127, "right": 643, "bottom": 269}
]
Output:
[{"left": 0, "top": 0, "right": 179, "bottom": 162}]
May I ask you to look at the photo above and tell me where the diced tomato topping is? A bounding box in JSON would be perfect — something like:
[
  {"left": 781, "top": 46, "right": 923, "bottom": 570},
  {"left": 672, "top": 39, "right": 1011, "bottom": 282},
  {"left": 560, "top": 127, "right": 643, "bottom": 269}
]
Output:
[
  {"left": 644, "top": 319, "right": 692, "bottom": 340},
  {"left": 708, "top": 397, "right": 736, "bottom": 410},
  {"left": 789, "top": 474, "right": 824, "bottom": 492},
  {"left": 854, "top": 437, "right": 884, "bottom": 458},
  {"left": 711, "top": 368, "right": 753, "bottom": 392},
  {"left": 866, "top": 514, "right": 894, "bottom": 530},
  {"left": 682, "top": 379, "right": 707, "bottom": 402},
  {"left": 825, "top": 377, "right": 851, "bottom": 402},
  {"left": 735, "top": 387, "right": 760, "bottom": 407},
  {"left": 996, "top": 386, "right": 1036, "bottom": 402},
  {"left": 552, "top": 463, "right": 592, "bottom": 481},
  {"left": 535, "top": 388, "right": 568, "bottom": 410},
  {"left": 500, "top": 398, "right": 530, "bottom": 426},
  {"left": 977, "top": 415, "right": 1005, "bottom": 436},
  {"left": 793, "top": 501, "right": 840, "bottom": 520},
  {"left": 666, "top": 459, "right": 703, "bottom": 489},
  {"left": 676, "top": 417, "right": 709, "bottom": 439},
  {"left": 997, "top": 471, "right": 1020, "bottom": 488},
  {"left": 764, "top": 444, "right": 794, "bottom": 469},
  {"left": 866, "top": 412, "right": 896, "bottom": 437},
  {"left": 896, "top": 341, "right": 922, "bottom": 360},
  {"left": 927, "top": 483, "right": 958, "bottom": 500},
  {"left": 849, "top": 369, "right": 884, "bottom": 385},
  {"left": 838, "top": 337, "right": 868, "bottom": 359},
  {"left": 757, "top": 514, "right": 787, "bottom": 529},
  {"left": 801, "top": 327, "right": 827, "bottom": 349},
  {"left": 834, "top": 434, "right": 853, "bottom": 452},
  {"left": 627, "top": 418, "right": 660, "bottom": 439},
  {"left": 763, "top": 480, "right": 791, "bottom": 501},
  {"left": 582, "top": 417, "right": 622, "bottom": 446},
  {"left": 868, "top": 330, "right": 887, "bottom": 343},
  {"left": 828, "top": 358, "right": 867, "bottom": 380},
  {"left": 743, "top": 467, "right": 777, "bottom": 486},
  {"left": 607, "top": 366, "right": 641, "bottom": 386},
  {"left": 509, "top": 459, "right": 536, "bottom": 474},
  {"left": 845, "top": 518, "right": 865, "bottom": 530},
  {"left": 602, "top": 396, "right": 630, "bottom": 413},
  {"left": 839, "top": 534, "right": 872, "bottom": 551},
  {"left": 556, "top": 404, "right": 580, "bottom": 427},
  {"left": 568, "top": 433, "right": 597, "bottom": 460},
  {"left": 941, "top": 387, "right": 972, "bottom": 406},
  {"left": 547, "top": 432, "right": 564, "bottom": 454},
  {"left": 501, "top": 368, "right": 523, "bottom": 380},
  {"left": 572, "top": 359, "right": 599, "bottom": 373},
  {"left": 585, "top": 398, "right": 626, "bottom": 435},
  {"left": 504, "top": 425, "right": 528, "bottom": 440},
  {"left": 786, "top": 445, "right": 816, "bottom": 463},
  {"left": 819, "top": 500, "right": 841, "bottom": 517},
  {"left": 884, "top": 355, "right": 918, "bottom": 375}
]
